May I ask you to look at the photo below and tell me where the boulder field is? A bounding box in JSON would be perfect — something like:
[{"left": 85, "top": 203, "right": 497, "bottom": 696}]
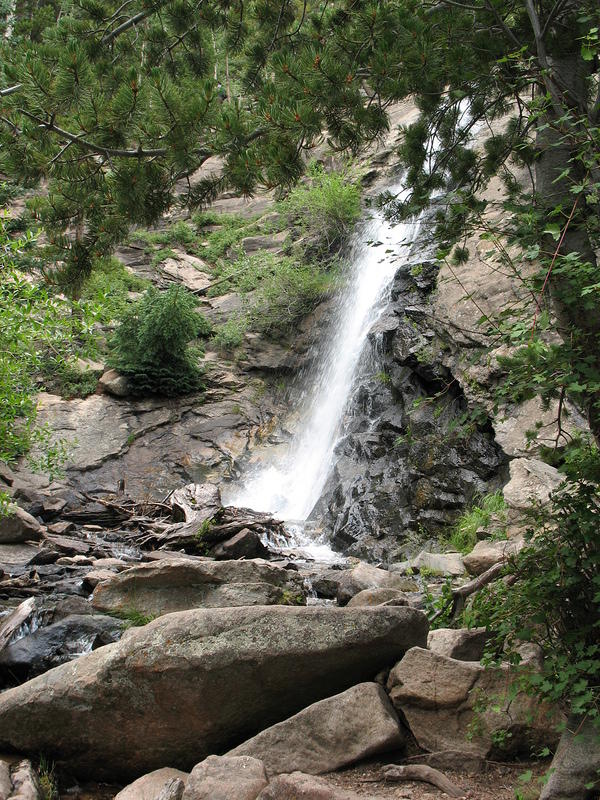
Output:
[{"left": 0, "top": 604, "right": 427, "bottom": 780}]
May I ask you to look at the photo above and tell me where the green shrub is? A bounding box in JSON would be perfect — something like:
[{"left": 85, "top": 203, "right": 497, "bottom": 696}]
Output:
[
  {"left": 249, "top": 256, "right": 336, "bottom": 336},
  {"left": 277, "top": 163, "right": 361, "bottom": 255},
  {"left": 211, "top": 315, "right": 249, "bottom": 353},
  {"left": 109, "top": 286, "right": 207, "bottom": 396},
  {"left": 470, "top": 444, "right": 600, "bottom": 734},
  {"left": 210, "top": 252, "right": 337, "bottom": 338},
  {"left": 42, "top": 362, "right": 99, "bottom": 399},
  {"left": 81, "top": 256, "right": 149, "bottom": 321},
  {"left": 193, "top": 211, "right": 258, "bottom": 264},
  {"left": 443, "top": 490, "right": 506, "bottom": 553},
  {"left": 0, "top": 219, "right": 96, "bottom": 469}
]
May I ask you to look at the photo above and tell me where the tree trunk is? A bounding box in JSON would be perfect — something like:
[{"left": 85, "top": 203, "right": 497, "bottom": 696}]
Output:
[{"left": 534, "top": 52, "right": 600, "bottom": 439}]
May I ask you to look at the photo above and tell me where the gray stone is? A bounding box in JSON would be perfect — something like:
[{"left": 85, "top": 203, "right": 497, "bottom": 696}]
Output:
[
  {"left": 98, "top": 369, "right": 130, "bottom": 397},
  {"left": 336, "top": 562, "right": 416, "bottom": 605},
  {"left": 0, "top": 759, "right": 11, "bottom": 799},
  {"left": 8, "top": 760, "right": 41, "bottom": 800},
  {"left": 116, "top": 768, "right": 189, "bottom": 800},
  {"left": 257, "top": 773, "right": 362, "bottom": 800},
  {"left": 427, "top": 627, "right": 491, "bottom": 661},
  {"left": 539, "top": 715, "right": 600, "bottom": 800},
  {"left": 0, "top": 605, "right": 428, "bottom": 780},
  {"left": 0, "top": 507, "right": 42, "bottom": 544},
  {"left": 408, "top": 551, "right": 465, "bottom": 577},
  {"left": 387, "top": 647, "right": 562, "bottom": 759},
  {"left": 463, "top": 538, "right": 524, "bottom": 576},
  {"left": 91, "top": 559, "right": 307, "bottom": 616},
  {"left": 228, "top": 682, "right": 403, "bottom": 775},
  {"left": 182, "top": 756, "right": 267, "bottom": 800},
  {"left": 503, "top": 458, "right": 563, "bottom": 511},
  {"left": 347, "top": 588, "right": 408, "bottom": 607}
]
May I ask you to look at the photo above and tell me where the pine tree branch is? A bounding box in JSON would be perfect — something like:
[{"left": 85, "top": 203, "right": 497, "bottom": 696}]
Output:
[
  {"left": 0, "top": 84, "right": 22, "bottom": 97},
  {"left": 101, "top": 6, "right": 162, "bottom": 45},
  {"left": 18, "top": 109, "right": 168, "bottom": 158}
]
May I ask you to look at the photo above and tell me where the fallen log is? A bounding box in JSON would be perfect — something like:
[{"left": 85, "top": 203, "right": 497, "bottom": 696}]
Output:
[{"left": 382, "top": 764, "right": 465, "bottom": 797}]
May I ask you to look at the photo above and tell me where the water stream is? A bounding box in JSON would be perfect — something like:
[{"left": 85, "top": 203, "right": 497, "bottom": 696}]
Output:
[{"left": 225, "top": 182, "right": 423, "bottom": 559}]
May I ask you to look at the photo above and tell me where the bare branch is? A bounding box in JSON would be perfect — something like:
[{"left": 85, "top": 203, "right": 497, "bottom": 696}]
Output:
[{"left": 0, "top": 83, "right": 22, "bottom": 97}]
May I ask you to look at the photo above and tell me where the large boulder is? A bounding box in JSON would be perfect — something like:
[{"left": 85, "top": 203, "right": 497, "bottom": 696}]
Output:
[
  {"left": 116, "top": 768, "right": 189, "bottom": 800},
  {"left": 0, "top": 506, "right": 43, "bottom": 544},
  {"left": 462, "top": 538, "right": 523, "bottom": 576},
  {"left": 539, "top": 715, "right": 600, "bottom": 800},
  {"left": 182, "top": 756, "right": 267, "bottom": 800},
  {"left": 257, "top": 773, "right": 362, "bottom": 800},
  {"left": 228, "top": 682, "right": 403, "bottom": 775},
  {"left": 427, "top": 628, "right": 491, "bottom": 662},
  {"left": 91, "top": 559, "right": 306, "bottom": 616},
  {"left": 347, "top": 588, "right": 408, "bottom": 607},
  {"left": 387, "top": 647, "right": 561, "bottom": 758},
  {"left": 336, "top": 562, "right": 416, "bottom": 605},
  {"left": 0, "top": 605, "right": 428, "bottom": 780}
]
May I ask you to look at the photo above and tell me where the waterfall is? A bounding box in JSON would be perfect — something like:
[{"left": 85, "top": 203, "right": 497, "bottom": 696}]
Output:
[{"left": 224, "top": 182, "right": 423, "bottom": 557}]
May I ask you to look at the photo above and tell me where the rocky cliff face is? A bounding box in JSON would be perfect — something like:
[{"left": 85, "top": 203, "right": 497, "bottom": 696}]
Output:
[{"left": 312, "top": 256, "right": 506, "bottom": 562}]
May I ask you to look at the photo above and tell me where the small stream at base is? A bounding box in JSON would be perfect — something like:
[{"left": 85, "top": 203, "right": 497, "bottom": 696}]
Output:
[{"left": 224, "top": 182, "right": 424, "bottom": 560}]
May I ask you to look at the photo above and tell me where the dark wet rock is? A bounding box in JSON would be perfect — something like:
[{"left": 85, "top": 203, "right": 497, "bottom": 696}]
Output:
[
  {"left": 313, "top": 258, "right": 506, "bottom": 562},
  {"left": 0, "top": 614, "right": 125, "bottom": 686},
  {"left": 212, "top": 529, "right": 270, "bottom": 560},
  {"left": 0, "top": 605, "right": 428, "bottom": 780}
]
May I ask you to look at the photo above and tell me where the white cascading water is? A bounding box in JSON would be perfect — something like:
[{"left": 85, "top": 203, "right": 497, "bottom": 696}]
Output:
[{"left": 225, "top": 182, "right": 423, "bottom": 559}]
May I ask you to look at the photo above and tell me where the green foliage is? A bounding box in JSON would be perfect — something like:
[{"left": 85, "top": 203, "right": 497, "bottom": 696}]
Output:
[
  {"left": 0, "top": 217, "right": 96, "bottom": 467},
  {"left": 109, "top": 285, "right": 207, "bottom": 397},
  {"left": 211, "top": 315, "right": 249, "bottom": 353},
  {"left": 278, "top": 164, "right": 361, "bottom": 256},
  {"left": 81, "top": 256, "right": 149, "bottom": 321},
  {"left": 37, "top": 756, "right": 58, "bottom": 800},
  {"left": 193, "top": 212, "right": 259, "bottom": 264},
  {"left": 470, "top": 445, "right": 600, "bottom": 732},
  {"left": 194, "top": 517, "right": 214, "bottom": 555},
  {"left": 112, "top": 609, "right": 156, "bottom": 628},
  {"left": 210, "top": 252, "right": 336, "bottom": 341},
  {"left": 42, "top": 362, "right": 99, "bottom": 400},
  {"left": 443, "top": 491, "right": 506, "bottom": 554}
]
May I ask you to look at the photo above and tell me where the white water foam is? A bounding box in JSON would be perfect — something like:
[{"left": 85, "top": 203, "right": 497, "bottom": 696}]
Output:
[{"left": 224, "top": 183, "right": 423, "bottom": 559}]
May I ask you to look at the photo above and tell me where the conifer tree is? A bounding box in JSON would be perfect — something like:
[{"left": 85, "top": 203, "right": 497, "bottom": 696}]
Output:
[{"left": 1, "top": 0, "right": 598, "bottom": 431}]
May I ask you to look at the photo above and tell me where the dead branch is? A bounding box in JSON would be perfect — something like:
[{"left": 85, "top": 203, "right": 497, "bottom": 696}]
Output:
[{"left": 382, "top": 764, "right": 465, "bottom": 797}]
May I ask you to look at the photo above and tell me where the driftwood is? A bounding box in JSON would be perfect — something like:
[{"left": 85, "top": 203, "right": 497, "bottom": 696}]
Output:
[
  {"left": 431, "top": 560, "right": 508, "bottom": 622},
  {"left": 170, "top": 483, "right": 221, "bottom": 523},
  {"left": 0, "top": 597, "right": 36, "bottom": 652},
  {"left": 382, "top": 764, "right": 465, "bottom": 797}
]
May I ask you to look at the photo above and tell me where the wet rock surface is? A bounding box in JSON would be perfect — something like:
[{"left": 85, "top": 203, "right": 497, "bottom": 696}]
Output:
[{"left": 313, "top": 257, "right": 506, "bottom": 562}]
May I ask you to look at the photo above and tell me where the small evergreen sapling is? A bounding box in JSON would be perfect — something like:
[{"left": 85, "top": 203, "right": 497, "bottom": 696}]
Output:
[{"left": 109, "top": 285, "right": 209, "bottom": 397}]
